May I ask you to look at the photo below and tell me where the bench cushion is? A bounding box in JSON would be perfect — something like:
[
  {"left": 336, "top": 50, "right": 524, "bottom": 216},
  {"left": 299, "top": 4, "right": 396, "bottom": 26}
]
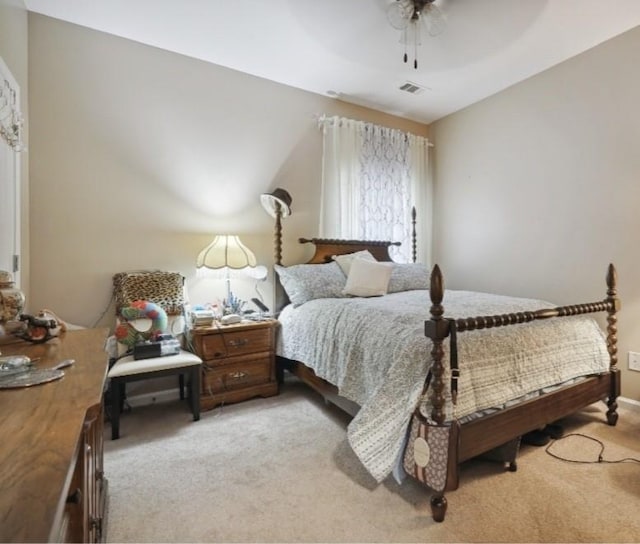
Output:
[{"left": 108, "top": 349, "right": 201, "bottom": 378}]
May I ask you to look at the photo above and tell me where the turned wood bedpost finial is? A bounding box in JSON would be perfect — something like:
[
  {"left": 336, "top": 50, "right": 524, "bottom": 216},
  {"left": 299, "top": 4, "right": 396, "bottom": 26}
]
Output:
[
  {"left": 274, "top": 201, "right": 283, "bottom": 265},
  {"left": 411, "top": 206, "right": 417, "bottom": 263},
  {"left": 605, "top": 263, "right": 620, "bottom": 368},
  {"left": 425, "top": 264, "right": 447, "bottom": 424},
  {"left": 430, "top": 264, "right": 444, "bottom": 309}
]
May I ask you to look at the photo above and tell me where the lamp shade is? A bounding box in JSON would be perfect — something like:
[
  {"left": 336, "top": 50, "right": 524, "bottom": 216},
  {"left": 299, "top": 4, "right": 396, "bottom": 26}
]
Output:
[
  {"left": 260, "top": 188, "right": 292, "bottom": 218},
  {"left": 196, "top": 235, "right": 257, "bottom": 271}
]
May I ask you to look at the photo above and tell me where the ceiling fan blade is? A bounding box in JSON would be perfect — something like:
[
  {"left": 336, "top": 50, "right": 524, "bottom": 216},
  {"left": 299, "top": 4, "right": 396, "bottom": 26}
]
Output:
[
  {"left": 421, "top": 3, "right": 446, "bottom": 37},
  {"left": 386, "top": 0, "right": 412, "bottom": 30}
]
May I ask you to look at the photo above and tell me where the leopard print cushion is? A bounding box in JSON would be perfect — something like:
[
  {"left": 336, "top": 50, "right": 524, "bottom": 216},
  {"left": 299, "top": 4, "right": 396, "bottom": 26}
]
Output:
[{"left": 113, "top": 271, "right": 185, "bottom": 316}]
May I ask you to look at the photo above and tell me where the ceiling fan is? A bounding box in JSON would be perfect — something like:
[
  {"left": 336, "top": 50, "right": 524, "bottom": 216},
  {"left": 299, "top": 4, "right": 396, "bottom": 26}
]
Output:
[{"left": 386, "top": 0, "right": 446, "bottom": 69}]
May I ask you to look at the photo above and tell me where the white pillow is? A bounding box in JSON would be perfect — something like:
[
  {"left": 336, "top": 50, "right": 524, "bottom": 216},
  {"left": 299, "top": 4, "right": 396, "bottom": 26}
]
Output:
[
  {"left": 343, "top": 259, "right": 392, "bottom": 297},
  {"left": 332, "top": 250, "right": 377, "bottom": 276}
]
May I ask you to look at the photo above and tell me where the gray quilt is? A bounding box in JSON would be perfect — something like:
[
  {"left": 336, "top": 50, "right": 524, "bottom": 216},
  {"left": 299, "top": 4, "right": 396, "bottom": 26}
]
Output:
[{"left": 276, "top": 290, "right": 610, "bottom": 482}]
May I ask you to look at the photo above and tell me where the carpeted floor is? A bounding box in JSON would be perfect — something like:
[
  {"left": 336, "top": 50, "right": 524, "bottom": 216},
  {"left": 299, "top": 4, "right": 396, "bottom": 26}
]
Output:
[{"left": 104, "top": 378, "right": 640, "bottom": 543}]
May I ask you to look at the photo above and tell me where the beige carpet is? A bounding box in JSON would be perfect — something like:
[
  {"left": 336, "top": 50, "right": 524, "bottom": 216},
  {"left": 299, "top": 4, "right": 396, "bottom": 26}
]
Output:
[{"left": 104, "top": 378, "right": 640, "bottom": 543}]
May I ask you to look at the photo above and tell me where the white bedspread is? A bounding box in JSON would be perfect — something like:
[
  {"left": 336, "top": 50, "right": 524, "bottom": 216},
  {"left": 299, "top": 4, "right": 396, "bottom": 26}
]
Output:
[{"left": 276, "top": 290, "right": 610, "bottom": 482}]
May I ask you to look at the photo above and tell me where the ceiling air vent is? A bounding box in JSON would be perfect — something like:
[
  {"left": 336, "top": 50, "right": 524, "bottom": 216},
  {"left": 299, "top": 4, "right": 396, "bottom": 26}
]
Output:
[{"left": 399, "top": 81, "right": 426, "bottom": 95}]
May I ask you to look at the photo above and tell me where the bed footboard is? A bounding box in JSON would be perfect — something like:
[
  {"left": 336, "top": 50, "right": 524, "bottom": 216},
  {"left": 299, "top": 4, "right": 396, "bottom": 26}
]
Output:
[{"left": 423, "top": 263, "right": 620, "bottom": 522}]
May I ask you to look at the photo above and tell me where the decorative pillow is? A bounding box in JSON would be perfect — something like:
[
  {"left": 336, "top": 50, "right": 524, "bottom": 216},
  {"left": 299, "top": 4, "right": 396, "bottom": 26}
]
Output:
[
  {"left": 332, "top": 250, "right": 377, "bottom": 276},
  {"left": 112, "top": 313, "right": 186, "bottom": 357},
  {"left": 275, "top": 262, "right": 347, "bottom": 307},
  {"left": 113, "top": 271, "right": 184, "bottom": 316},
  {"left": 115, "top": 300, "right": 168, "bottom": 347},
  {"left": 343, "top": 259, "right": 392, "bottom": 297},
  {"left": 387, "top": 263, "right": 430, "bottom": 293}
]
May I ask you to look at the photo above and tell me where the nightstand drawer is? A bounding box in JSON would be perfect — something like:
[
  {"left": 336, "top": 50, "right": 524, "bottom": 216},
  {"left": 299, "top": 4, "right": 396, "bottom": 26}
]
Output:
[
  {"left": 199, "top": 327, "right": 272, "bottom": 360},
  {"left": 202, "top": 356, "right": 271, "bottom": 394}
]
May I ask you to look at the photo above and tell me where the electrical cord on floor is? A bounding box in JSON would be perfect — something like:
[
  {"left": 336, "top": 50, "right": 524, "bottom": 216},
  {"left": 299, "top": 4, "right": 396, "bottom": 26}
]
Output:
[{"left": 545, "top": 433, "right": 640, "bottom": 465}]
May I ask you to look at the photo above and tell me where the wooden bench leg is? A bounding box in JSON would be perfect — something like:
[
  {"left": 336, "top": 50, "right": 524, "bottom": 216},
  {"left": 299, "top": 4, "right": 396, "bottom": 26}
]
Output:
[
  {"left": 111, "top": 379, "right": 122, "bottom": 440},
  {"left": 179, "top": 374, "right": 185, "bottom": 400},
  {"left": 190, "top": 366, "right": 200, "bottom": 422}
]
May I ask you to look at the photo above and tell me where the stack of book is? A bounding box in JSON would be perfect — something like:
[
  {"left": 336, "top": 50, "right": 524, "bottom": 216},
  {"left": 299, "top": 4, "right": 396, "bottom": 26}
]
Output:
[{"left": 191, "top": 310, "right": 215, "bottom": 327}]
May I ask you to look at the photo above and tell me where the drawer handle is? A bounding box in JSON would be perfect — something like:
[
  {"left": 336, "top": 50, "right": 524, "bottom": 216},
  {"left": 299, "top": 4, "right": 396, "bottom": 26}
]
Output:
[
  {"left": 228, "top": 371, "right": 247, "bottom": 380},
  {"left": 229, "top": 338, "right": 249, "bottom": 348}
]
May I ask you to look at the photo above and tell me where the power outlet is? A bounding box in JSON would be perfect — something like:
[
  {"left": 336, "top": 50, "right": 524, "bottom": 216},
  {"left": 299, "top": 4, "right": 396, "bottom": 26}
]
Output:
[{"left": 628, "top": 352, "right": 640, "bottom": 372}]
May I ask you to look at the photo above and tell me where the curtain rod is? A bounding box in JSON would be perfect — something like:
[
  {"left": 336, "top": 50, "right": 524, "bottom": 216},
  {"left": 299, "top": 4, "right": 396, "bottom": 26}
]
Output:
[{"left": 314, "top": 114, "right": 434, "bottom": 147}]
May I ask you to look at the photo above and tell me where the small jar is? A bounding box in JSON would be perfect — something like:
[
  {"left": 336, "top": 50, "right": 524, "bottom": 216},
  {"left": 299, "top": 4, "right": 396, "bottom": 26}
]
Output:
[{"left": 0, "top": 270, "right": 25, "bottom": 323}]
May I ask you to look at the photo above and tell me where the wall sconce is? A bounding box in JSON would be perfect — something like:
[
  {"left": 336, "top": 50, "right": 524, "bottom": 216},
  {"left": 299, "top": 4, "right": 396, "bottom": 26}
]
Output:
[{"left": 260, "top": 188, "right": 292, "bottom": 265}]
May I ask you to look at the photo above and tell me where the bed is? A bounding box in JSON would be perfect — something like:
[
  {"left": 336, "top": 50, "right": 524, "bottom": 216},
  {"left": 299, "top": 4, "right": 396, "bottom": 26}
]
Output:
[{"left": 273, "top": 236, "right": 620, "bottom": 522}]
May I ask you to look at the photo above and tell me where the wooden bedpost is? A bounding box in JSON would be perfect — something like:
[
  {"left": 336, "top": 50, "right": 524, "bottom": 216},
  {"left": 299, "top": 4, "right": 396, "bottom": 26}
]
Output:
[
  {"left": 605, "top": 263, "right": 621, "bottom": 425},
  {"left": 424, "top": 265, "right": 450, "bottom": 425},
  {"left": 411, "top": 206, "right": 417, "bottom": 263},
  {"left": 606, "top": 263, "right": 619, "bottom": 366},
  {"left": 273, "top": 201, "right": 284, "bottom": 383},
  {"left": 424, "top": 264, "right": 453, "bottom": 523},
  {"left": 274, "top": 201, "right": 283, "bottom": 265}
]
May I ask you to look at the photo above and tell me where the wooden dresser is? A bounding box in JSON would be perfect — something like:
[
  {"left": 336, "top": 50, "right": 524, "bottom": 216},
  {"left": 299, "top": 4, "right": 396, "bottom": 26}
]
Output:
[
  {"left": 0, "top": 328, "right": 109, "bottom": 543},
  {"left": 192, "top": 320, "right": 278, "bottom": 411}
]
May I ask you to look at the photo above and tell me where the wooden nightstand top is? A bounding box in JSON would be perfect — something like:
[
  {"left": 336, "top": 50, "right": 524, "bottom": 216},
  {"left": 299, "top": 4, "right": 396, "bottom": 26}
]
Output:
[{"left": 191, "top": 318, "right": 277, "bottom": 337}]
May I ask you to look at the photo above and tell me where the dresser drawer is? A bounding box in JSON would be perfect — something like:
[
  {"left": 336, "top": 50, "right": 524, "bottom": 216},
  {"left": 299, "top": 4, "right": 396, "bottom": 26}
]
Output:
[
  {"left": 198, "top": 327, "right": 272, "bottom": 361},
  {"left": 202, "top": 355, "right": 271, "bottom": 394}
]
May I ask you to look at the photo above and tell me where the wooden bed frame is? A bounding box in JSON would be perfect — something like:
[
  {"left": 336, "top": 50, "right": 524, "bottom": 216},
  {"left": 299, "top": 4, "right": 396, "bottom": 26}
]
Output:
[{"left": 273, "top": 234, "right": 620, "bottom": 522}]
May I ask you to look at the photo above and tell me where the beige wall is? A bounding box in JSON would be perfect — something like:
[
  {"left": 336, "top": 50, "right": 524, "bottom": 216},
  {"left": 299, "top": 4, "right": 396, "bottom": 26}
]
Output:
[
  {"left": 0, "top": 0, "right": 29, "bottom": 296},
  {"left": 27, "top": 14, "right": 428, "bottom": 327},
  {"left": 431, "top": 26, "right": 640, "bottom": 401}
]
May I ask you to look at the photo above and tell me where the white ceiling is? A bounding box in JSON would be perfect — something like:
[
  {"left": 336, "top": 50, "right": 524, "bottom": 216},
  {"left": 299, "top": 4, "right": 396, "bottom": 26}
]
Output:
[{"left": 23, "top": 0, "right": 640, "bottom": 124}]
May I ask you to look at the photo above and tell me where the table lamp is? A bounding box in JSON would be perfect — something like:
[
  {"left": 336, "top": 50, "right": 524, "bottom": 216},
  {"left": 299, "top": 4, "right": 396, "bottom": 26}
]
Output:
[{"left": 196, "top": 235, "right": 260, "bottom": 312}]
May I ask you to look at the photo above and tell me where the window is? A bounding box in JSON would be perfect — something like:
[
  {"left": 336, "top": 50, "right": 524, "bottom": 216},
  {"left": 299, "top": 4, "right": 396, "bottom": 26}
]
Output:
[{"left": 318, "top": 115, "right": 432, "bottom": 264}]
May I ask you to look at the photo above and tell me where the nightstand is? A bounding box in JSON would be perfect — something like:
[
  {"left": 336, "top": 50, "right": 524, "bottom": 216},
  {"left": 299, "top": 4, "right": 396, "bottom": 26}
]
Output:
[{"left": 192, "top": 319, "right": 278, "bottom": 411}]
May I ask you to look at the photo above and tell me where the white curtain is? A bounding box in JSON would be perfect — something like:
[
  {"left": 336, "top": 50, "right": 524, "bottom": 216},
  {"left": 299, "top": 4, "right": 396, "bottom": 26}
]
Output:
[{"left": 319, "top": 115, "right": 432, "bottom": 264}]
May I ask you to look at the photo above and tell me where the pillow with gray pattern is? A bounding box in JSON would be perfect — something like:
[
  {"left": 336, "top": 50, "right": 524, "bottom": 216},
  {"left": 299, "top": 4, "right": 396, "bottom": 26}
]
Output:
[
  {"left": 387, "top": 263, "right": 430, "bottom": 293},
  {"left": 275, "top": 262, "right": 347, "bottom": 307}
]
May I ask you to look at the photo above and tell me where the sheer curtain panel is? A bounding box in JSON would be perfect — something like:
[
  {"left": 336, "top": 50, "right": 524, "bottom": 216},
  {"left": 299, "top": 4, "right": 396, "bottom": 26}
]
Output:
[{"left": 318, "top": 115, "right": 432, "bottom": 264}]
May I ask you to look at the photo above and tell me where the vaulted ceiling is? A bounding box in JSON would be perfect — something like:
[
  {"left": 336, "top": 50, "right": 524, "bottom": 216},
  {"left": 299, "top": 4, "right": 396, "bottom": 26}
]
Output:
[{"left": 24, "top": 0, "right": 640, "bottom": 123}]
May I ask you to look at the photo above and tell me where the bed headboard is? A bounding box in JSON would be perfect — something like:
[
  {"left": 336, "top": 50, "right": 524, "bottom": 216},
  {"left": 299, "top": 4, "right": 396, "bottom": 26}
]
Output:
[
  {"left": 272, "top": 207, "right": 417, "bottom": 314},
  {"left": 273, "top": 238, "right": 401, "bottom": 314},
  {"left": 298, "top": 238, "right": 400, "bottom": 263},
  {"left": 272, "top": 206, "right": 417, "bottom": 267}
]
